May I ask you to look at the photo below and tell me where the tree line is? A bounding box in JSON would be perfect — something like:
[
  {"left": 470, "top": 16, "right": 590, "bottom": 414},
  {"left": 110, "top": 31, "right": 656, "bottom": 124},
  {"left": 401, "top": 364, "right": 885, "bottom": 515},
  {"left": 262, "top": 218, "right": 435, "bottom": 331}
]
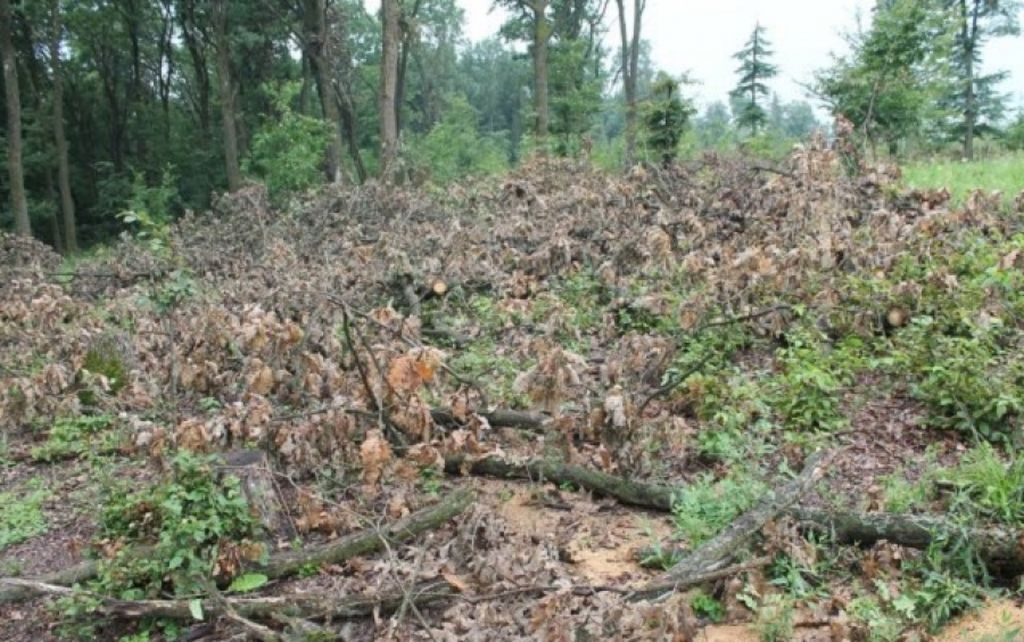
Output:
[{"left": 0, "top": 0, "right": 1021, "bottom": 250}]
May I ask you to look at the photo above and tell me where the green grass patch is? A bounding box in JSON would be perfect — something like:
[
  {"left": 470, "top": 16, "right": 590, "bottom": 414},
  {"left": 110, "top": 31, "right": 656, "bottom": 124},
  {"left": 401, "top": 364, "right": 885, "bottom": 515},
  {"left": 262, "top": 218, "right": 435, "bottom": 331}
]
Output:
[
  {"left": 32, "top": 414, "right": 120, "bottom": 462},
  {"left": 0, "top": 479, "right": 49, "bottom": 551},
  {"left": 671, "top": 469, "right": 767, "bottom": 546},
  {"left": 902, "top": 153, "right": 1024, "bottom": 206}
]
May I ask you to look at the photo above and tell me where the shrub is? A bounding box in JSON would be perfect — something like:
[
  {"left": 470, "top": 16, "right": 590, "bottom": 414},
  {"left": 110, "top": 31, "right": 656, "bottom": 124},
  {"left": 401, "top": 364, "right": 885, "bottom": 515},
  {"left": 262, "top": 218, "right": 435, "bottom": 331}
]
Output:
[{"left": 93, "top": 451, "right": 264, "bottom": 599}]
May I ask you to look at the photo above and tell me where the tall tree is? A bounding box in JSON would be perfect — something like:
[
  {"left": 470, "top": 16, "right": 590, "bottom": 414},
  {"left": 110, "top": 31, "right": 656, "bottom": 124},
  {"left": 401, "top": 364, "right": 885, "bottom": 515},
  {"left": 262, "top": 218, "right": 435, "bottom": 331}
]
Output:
[
  {"left": 615, "top": 0, "right": 644, "bottom": 166},
  {"left": 300, "top": 0, "right": 345, "bottom": 183},
  {"left": 48, "top": 0, "right": 76, "bottom": 251},
  {"left": 1, "top": 0, "right": 30, "bottom": 235},
  {"left": 730, "top": 23, "right": 778, "bottom": 136},
  {"left": 212, "top": 0, "right": 241, "bottom": 191},
  {"left": 643, "top": 72, "right": 693, "bottom": 167},
  {"left": 379, "top": 0, "right": 400, "bottom": 175},
  {"left": 814, "top": 0, "right": 936, "bottom": 158},
  {"left": 947, "top": 0, "right": 1020, "bottom": 159},
  {"left": 497, "top": 0, "right": 552, "bottom": 143}
]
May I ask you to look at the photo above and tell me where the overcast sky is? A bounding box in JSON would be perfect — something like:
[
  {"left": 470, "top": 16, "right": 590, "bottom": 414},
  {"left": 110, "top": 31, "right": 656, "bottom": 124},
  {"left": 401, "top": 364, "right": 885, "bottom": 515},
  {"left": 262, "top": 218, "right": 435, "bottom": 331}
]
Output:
[{"left": 454, "top": 0, "right": 1024, "bottom": 113}]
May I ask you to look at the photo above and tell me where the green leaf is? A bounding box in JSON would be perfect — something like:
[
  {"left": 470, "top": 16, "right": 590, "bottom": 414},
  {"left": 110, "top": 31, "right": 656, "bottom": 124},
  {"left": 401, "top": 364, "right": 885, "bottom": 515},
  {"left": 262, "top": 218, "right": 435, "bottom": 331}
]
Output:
[
  {"left": 228, "top": 573, "right": 269, "bottom": 593},
  {"left": 188, "top": 598, "right": 204, "bottom": 621}
]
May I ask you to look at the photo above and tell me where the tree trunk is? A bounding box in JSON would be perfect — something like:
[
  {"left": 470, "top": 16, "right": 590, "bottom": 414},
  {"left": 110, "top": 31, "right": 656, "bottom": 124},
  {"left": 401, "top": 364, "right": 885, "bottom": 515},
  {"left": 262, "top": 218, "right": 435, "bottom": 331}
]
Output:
[
  {"left": 178, "top": 0, "right": 211, "bottom": 137},
  {"left": 961, "top": 0, "right": 979, "bottom": 161},
  {"left": 49, "top": 0, "right": 77, "bottom": 252},
  {"left": 379, "top": 0, "right": 400, "bottom": 178},
  {"left": 531, "top": 0, "right": 550, "bottom": 145},
  {"left": 213, "top": 0, "right": 242, "bottom": 192},
  {"left": 1, "top": 0, "right": 30, "bottom": 236},
  {"left": 616, "top": 0, "right": 643, "bottom": 167},
  {"left": 304, "top": 0, "right": 344, "bottom": 184}
]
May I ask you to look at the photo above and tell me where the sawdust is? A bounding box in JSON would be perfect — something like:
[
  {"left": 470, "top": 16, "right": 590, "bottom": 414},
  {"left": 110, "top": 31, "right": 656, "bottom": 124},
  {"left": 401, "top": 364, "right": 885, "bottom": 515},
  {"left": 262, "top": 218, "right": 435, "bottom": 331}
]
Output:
[{"left": 935, "top": 599, "right": 1024, "bottom": 642}]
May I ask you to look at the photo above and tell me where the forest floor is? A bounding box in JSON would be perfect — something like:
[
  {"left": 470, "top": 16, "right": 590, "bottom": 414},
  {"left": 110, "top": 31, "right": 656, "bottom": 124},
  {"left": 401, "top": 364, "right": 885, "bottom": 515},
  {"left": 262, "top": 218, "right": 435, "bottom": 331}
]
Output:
[{"left": 4, "top": 142, "right": 1024, "bottom": 641}]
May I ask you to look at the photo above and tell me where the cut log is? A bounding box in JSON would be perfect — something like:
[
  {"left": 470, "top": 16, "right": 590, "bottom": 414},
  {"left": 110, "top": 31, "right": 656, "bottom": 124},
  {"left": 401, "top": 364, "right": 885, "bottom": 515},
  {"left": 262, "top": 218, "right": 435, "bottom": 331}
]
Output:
[
  {"left": 443, "top": 454, "right": 675, "bottom": 510},
  {"left": 0, "top": 489, "right": 473, "bottom": 604}
]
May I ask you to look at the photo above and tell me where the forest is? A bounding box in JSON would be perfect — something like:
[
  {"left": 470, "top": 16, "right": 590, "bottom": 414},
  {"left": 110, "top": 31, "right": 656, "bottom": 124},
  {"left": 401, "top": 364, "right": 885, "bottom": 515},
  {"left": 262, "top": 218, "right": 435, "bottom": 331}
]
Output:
[{"left": 2, "top": 0, "right": 1024, "bottom": 640}]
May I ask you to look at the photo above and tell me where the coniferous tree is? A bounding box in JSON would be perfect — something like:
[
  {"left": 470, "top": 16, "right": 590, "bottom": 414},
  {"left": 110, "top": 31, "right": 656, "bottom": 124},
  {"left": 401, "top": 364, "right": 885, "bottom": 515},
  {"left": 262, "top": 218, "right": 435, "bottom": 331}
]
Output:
[
  {"left": 943, "top": 0, "right": 1020, "bottom": 159},
  {"left": 643, "top": 72, "right": 693, "bottom": 167},
  {"left": 729, "top": 23, "right": 778, "bottom": 136}
]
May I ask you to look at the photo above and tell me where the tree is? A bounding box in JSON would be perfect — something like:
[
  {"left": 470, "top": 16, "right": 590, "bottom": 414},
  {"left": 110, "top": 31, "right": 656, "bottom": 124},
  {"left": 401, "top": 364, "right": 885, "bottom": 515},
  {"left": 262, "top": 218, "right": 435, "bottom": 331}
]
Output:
[
  {"left": 643, "top": 72, "right": 693, "bottom": 167},
  {"left": 1, "top": 0, "right": 31, "bottom": 235},
  {"left": 212, "top": 0, "right": 242, "bottom": 191},
  {"left": 729, "top": 23, "right": 777, "bottom": 136},
  {"left": 814, "top": 0, "right": 937, "bottom": 157},
  {"left": 300, "top": 0, "right": 345, "bottom": 183},
  {"left": 946, "top": 0, "right": 1020, "bottom": 159},
  {"left": 496, "top": 0, "right": 552, "bottom": 143},
  {"left": 379, "top": 0, "right": 400, "bottom": 176},
  {"left": 615, "top": 0, "right": 644, "bottom": 166},
  {"left": 48, "top": 0, "right": 76, "bottom": 251}
]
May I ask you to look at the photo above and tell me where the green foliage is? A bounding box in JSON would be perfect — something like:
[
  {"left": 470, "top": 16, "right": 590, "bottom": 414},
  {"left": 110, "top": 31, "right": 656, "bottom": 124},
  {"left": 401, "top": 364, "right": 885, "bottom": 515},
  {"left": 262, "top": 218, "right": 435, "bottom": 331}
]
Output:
[
  {"left": 690, "top": 590, "right": 725, "bottom": 622},
  {"left": 944, "top": 443, "right": 1024, "bottom": 524},
  {"left": 671, "top": 470, "right": 767, "bottom": 546},
  {"left": 0, "top": 479, "right": 49, "bottom": 552},
  {"left": 730, "top": 24, "right": 779, "bottom": 136},
  {"left": 116, "top": 168, "right": 179, "bottom": 255},
  {"left": 92, "top": 451, "right": 264, "bottom": 599},
  {"left": 903, "top": 322, "right": 1021, "bottom": 441},
  {"left": 408, "top": 95, "right": 509, "bottom": 184},
  {"left": 78, "top": 337, "right": 131, "bottom": 406},
  {"left": 151, "top": 269, "right": 198, "bottom": 310},
  {"left": 643, "top": 73, "right": 695, "bottom": 166},
  {"left": 245, "top": 82, "right": 331, "bottom": 204},
  {"left": 31, "top": 414, "right": 117, "bottom": 462},
  {"left": 771, "top": 332, "right": 845, "bottom": 432}
]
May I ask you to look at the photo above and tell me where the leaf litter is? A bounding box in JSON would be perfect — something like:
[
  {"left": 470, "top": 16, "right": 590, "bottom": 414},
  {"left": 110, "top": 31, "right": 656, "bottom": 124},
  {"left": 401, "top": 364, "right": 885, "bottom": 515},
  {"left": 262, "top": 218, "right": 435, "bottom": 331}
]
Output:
[{"left": 2, "top": 135, "right": 1023, "bottom": 640}]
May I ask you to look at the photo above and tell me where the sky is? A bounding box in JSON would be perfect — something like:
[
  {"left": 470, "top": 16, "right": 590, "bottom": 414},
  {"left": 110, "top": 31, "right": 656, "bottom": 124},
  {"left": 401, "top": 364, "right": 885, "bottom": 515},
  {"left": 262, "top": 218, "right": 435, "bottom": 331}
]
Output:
[{"left": 454, "top": 0, "right": 1024, "bottom": 114}]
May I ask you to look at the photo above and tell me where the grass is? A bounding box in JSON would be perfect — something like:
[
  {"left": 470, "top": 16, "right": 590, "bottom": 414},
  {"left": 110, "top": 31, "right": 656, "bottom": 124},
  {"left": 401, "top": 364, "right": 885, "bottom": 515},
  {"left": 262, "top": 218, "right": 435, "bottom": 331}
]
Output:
[
  {"left": 902, "top": 153, "right": 1024, "bottom": 205},
  {"left": 0, "top": 479, "right": 49, "bottom": 552}
]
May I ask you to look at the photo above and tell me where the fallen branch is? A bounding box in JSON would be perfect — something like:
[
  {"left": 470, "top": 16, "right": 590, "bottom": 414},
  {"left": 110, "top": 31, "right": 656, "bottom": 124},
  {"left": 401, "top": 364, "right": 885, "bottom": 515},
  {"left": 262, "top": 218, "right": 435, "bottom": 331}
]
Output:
[
  {"left": 0, "top": 577, "right": 455, "bottom": 621},
  {"left": 430, "top": 408, "right": 549, "bottom": 433},
  {"left": 633, "top": 450, "right": 833, "bottom": 599},
  {"left": 788, "top": 508, "right": 1024, "bottom": 576},
  {"left": 0, "top": 489, "right": 473, "bottom": 604},
  {"left": 443, "top": 454, "right": 675, "bottom": 510}
]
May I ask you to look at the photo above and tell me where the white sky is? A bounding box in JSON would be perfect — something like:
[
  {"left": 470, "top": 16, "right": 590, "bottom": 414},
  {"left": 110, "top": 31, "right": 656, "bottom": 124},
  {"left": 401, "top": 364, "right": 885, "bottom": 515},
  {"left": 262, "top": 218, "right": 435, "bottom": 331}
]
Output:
[{"left": 455, "top": 0, "right": 1024, "bottom": 113}]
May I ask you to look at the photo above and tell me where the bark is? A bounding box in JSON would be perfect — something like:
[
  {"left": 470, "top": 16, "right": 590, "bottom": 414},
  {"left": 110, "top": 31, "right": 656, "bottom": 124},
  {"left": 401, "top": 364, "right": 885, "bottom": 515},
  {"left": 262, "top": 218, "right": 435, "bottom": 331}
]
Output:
[
  {"left": 530, "top": 0, "right": 551, "bottom": 144},
  {"left": 394, "top": 0, "right": 422, "bottom": 138},
  {"left": 960, "top": 0, "right": 980, "bottom": 161},
  {"left": 49, "top": 0, "right": 77, "bottom": 252},
  {"left": 1, "top": 0, "right": 30, "bottom": 236},
  {"left": 303, "top": 0, "right": 344, "bottom": 184},
  {"left": 443, "top": 454, "right": 675, "bottom": 510},
  {"left": 379, "top": 0, "right": 400, "bottom": 178},
  {"left": 430, "top": 408, "right": 549, "bottom": 433},
  {"left": 213, "top": 0, "right": 241, "bottom": 192},
  {"left": 615, "top": 0, "right": 643, "bottom": 167},
  {"left": 0, "top": 489, "right": 473, "bottom": 604}
]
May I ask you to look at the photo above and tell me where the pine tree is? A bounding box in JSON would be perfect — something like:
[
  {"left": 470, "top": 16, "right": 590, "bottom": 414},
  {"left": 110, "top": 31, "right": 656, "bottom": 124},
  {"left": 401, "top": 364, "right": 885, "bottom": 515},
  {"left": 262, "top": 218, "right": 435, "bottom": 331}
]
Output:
[
  {"left": 729, "top": 23, "right": 778, "bottom": 136},
  {"left": 643, "top": 72, "right": 693, "bottom": 167}
]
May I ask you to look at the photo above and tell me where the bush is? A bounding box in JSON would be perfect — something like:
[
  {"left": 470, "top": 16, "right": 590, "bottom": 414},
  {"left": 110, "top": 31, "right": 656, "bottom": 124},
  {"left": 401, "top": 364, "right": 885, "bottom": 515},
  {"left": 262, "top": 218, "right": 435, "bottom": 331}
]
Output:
[
  {"left": 245, "top": 82, "right": 330, "bottom": 203},
  {"left": 93, "top": 451, "right": 264, "bottom": 599},
  {"left": 408, "top": 94, "right": 508, "bottom": 184}
]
